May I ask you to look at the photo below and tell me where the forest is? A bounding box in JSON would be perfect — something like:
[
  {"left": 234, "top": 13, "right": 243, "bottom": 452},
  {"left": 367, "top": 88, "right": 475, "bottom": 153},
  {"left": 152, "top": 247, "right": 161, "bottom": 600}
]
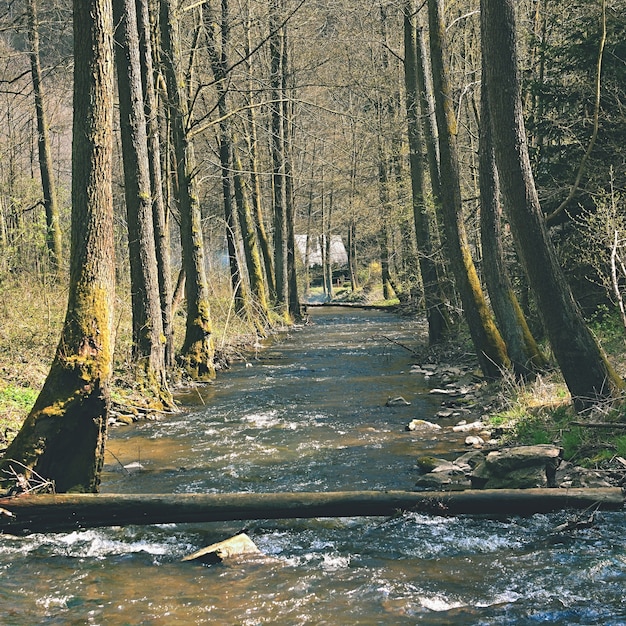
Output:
[{"left": 0, "top": 0, "right": 625, "bottom": 494}]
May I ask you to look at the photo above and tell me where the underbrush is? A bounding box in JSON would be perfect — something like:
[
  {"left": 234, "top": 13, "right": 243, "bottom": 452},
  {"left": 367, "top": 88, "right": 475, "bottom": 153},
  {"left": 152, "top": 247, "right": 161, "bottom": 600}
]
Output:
[
  {"left": 487, "top": 310, "right": 626, "bottom": 467},
  {"left": 0, "top": 270, "right": 270, "bottom": 445}
]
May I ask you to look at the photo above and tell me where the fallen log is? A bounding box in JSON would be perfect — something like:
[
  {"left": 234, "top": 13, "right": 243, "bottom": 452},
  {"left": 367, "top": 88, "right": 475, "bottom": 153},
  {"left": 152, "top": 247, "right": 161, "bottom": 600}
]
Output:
[{"left": 0, "top": 488, "right": 622, "bottom": 535}]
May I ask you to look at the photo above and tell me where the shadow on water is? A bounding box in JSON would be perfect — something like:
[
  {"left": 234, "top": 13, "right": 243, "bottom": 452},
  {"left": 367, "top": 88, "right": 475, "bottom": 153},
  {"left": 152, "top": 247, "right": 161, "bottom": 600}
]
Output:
[{"left": 1, "top": 307, "right": 625, "bottom": 624}]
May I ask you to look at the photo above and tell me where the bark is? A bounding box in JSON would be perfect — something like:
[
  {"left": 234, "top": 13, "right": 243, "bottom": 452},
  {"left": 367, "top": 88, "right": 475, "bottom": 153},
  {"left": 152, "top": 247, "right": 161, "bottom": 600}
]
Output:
[
  {"left": 204, "top": 0, "right": 247, "bottom": 315},
  {"left": 269, "top": 0, "right": 288, "bottom": 315},
  {"left": 114, "top": 0, "right": 170, "bottom": 403},
  {"left": 427, "top": 0, "right": 509, "bottom": 378},
  {"left": 0, "top": 488, "right": 622, "bottom": 534},
  {"left": 479, "top": 74, "right": 546, "bottom": 377},
  {"left": 232, "top": 140, "right": 270, "bottom": 322},
  {"left": 243, "top": 3, "right": 275, "bottom": 301},
  {"left": 378, "top": 161, "right": 396, "bottom": 301},
  {"left": 160, "top": 0, "right": 215, "bottom": 380},
  {"left": 482, "top": 0, "right": 623, "bottom": 410},
  {"left": 27, "top": 0, "right": 62, "bottom": 276},
  {"left": 404, "top": 2, "right": 448, "bottom": 343},
  {"left": 282, "top": 34, "right": 301, "bottom": 321},
  {"left": 0, "top": 0, "right": 115, "bottom": 493},
  {"left": 136, "top": 0, "right": 175, "bottom": 368}
]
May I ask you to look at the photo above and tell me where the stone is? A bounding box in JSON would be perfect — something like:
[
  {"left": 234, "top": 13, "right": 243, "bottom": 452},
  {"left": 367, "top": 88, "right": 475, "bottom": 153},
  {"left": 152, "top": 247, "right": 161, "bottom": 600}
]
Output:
[
  {"left": 465, "top": 435, "right": 484, "bottom": 447},
  {"left": 555, "top": 462, "right": 614, "bottom": 489},
  {"left": 386, "top": 396, "right": 411, "bottom": 407},
  {"left": 407, "top": 419, "right": 442, "bottom": 432},
  {"left": 470, "top": 445, "right": 562, "bottom": 489},
  {"left": 415, "top": 469, "right": 471, "bottom": 491},
  {"left": 454, "top": 450, "right": 486, "bottom": 470},
  {"left": 453, "top": 421, "right": 485, "bottom": 432},
  {"left": 182, "top": 533, "right": 262, "bottom": 564}
]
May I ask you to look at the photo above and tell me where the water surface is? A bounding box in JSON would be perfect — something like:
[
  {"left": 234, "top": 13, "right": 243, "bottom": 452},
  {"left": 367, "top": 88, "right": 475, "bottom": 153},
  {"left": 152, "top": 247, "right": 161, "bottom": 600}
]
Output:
[{"left": 1, "top": 307, "right": 624, "bottom": 624}]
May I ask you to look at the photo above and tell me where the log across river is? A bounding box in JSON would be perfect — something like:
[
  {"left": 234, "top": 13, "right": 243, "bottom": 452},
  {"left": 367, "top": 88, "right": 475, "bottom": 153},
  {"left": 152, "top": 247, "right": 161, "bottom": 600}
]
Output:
[
  {"left": 1, "top": 307, "right": 626, "bottom": 624},
  {"left": 0, "top": 488, "right": 623, "bottom": 534}
]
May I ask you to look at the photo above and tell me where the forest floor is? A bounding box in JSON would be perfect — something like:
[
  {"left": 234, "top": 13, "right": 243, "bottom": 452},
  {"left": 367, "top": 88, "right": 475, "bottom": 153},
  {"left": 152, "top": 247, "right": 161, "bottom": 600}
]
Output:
[{"left": 2, "top": 274, "right": 626, "bottom": 475}]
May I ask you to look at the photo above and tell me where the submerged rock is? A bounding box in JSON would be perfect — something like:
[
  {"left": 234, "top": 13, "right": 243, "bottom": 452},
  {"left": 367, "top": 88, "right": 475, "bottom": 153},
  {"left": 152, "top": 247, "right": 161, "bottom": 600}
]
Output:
[
  {"left": 182, "top": 533, "right": 263, "bottom": 564},
  {"left": 386, "top": 396, "right": 411, "bottom": 407}
]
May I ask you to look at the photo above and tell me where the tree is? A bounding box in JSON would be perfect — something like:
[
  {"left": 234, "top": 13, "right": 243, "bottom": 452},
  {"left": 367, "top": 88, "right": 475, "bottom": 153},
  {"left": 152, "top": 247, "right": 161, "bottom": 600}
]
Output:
[
  {"left": 426, "top": 0, "right": 509, "bottom": 378},
  {"left": 0, "top": 0, "right": 115, "bottom": 492},
  {"left": 479, "top": 63, "right": 545, "bottom": 377},
  {"left": 482, "top": 0, "right": 624, "bottom": 410},
  {"left": 403, "top": 0, "right": 448, "bottom": 343},
  {"left": 160, "top": 0, "right": 215, "bottom": 380},
  {"left": 113, "top": 0, "right": 170, "bottom": 403},
  {"left": 136, "top": 0, "right": 175, "bottom": 368},
  {"left": 26, "top": 0, "right": 62, "bottom": 277}
]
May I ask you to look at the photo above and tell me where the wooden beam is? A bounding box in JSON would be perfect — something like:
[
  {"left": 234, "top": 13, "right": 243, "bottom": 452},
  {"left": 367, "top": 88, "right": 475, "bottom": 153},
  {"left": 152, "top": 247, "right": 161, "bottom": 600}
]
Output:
[{"left": 0, "top": 488, "right": 622, "bottom": 534}]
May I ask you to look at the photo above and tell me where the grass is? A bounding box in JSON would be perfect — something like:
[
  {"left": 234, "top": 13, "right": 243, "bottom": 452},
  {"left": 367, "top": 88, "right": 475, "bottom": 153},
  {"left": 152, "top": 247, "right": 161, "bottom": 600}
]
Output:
[{"left": 485, "top": 310, "right": 626, "bottom": 467}]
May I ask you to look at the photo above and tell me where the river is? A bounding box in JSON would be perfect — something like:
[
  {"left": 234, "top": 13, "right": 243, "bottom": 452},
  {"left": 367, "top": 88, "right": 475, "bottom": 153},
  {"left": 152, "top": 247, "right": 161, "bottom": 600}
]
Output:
[{"left": 1, "top": 307, "right": 625, "bottom": 624}]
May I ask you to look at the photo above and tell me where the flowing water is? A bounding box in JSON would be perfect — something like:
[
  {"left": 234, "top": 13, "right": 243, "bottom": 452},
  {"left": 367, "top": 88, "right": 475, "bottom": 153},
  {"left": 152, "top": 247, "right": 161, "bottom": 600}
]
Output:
[{"left": 1, "top": 307, "right": 625, "bottom": 625}]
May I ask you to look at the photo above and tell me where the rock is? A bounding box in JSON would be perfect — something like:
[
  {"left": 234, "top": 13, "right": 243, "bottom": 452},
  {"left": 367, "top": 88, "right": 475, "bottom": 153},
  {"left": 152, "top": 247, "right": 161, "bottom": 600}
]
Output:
[
  {"left": 555, "top": 462, "right": 614, "bottom": 488},
  {"left": 182, "top": 533, "right": 262, "bottom": 564},
  {"left": 454, "top": 450, "right": 486, "bottom": 470},
  {"left": 453, "top": 420, "right": 485, "bottom": 433},
  {"left": 470, "top": 445, "right": 562, "bottom": 489},
  {"left": 115, "top": 414, "right": 135, "bottom": 425},
  {"left": 407, "top": 419, "right": 442, "bottom": 432},
  {"left": 435, "top": 409, "right": 455, "bottom": 418},
  {"left": 386, "top": 396, "right": 411, "bottom": 407},
  {"left": 465, "top": 435, "right": 484, "bottom": 447},
  {"left": 415, "top": 469, "right": 471, "bottom": 491},
  {"left": 416, "top": 456, "right": 448, "bottom": 472}
]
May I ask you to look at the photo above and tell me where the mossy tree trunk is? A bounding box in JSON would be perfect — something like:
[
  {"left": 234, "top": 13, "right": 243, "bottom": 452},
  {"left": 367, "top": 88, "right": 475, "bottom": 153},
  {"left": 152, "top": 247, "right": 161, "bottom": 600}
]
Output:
[
  {"left": 113, "top": 0, "right": 170, "bottom": 405},
  {"left": 427, "top": 0, "right": 509, "bottom": 378},
  {"left": 0, "top": 0, "right": 115, "bottom": 493},
  {"left": 160, "top": 0, "right": 215, "bottom": 380},
  {"left": 404, "top": 1, "right": 448, "bottom": 343},
  {"left": 232, "top": 140, "right": 270, "bottom": 323},
  {"left": 479, "top": 75, "right": 546, "bottom": 378},
  {"left": 482, "top": 0, "right": 623, "bottom": 410},
  {"left": 27, "top": 0, "right": 62, "bottom": 277}
]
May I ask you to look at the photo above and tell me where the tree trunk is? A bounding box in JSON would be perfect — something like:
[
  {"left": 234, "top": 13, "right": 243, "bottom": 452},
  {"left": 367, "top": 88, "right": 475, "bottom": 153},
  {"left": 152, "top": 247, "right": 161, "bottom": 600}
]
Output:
[
  {"left": 481, "top": 0, "right": 623, "bottom": 410},
  {"left": 232, "top": 140, "right": 270, "bottom": 322},
  {"left": 204, "top": 0, "right": 247, "bottom": 315},
  {"left": 160, "top": 0, "right": 215, "bottom": 380},
  {"left": 27, "top": 0, "right": 62, "bottom": 277},
  {"left": 0, "top": 488, "right": 622, "bottom": 534},
  {"left": 479, "top": 74, "right": 546, "bottom": 378},
  {"left": 0, "top": 0, "right": 115, "bottom": 493},
  {"left": 113, "top": 0, "right": 170, "bottom": 404},
  {"left": 269, "top": 0, "right": 288, "bottom": 316},
  {"left": 136, "top": 0, "right": 175, "bottom": 368},
  {"left": 427, "top": 0, "right": 509, "bottom": 378},
  {"left": 243, "top": 1, "right": 275, "bottom": 302},
  {"left": 404, "top": 1, "right": 448, "bottom": 343}
]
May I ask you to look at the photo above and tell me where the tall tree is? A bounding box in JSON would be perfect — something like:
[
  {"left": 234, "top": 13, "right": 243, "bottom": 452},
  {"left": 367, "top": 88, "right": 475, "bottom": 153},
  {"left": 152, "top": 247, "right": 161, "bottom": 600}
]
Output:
[
  {"left": 0, "top": 0, "right": 115, "bottom": 492},
  {"left": 403, "top": 1, "right": 448, "bottom": 343},
  {"left": 482, "top": 0, "right": 623, "bottom": 409},
  {"left": 269, "top": 0, "right": 288, "bottom": 316},
  {"left": 160, "top": 0, "right": 215, "bottom": 379},
  {"left": 136, "top": 0, "right": 175, "bottom": 368},
  {"left": 479, "top": 75, "right": 545, "bottom": 378},
  {"left": 27, "top": 0, "right": 62, "bottom": 276},
  {"left": 113, "top": 0, "right": 170, "bottom": 403},
  {"left": 426, "top": 0, "right": 509, "bottom": 378}
]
